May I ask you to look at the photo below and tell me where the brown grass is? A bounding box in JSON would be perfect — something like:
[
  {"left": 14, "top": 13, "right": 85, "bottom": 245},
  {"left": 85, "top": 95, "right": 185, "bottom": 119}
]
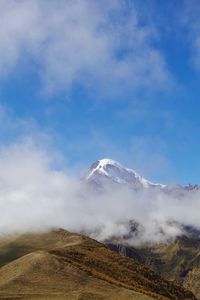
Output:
[{"left": 0, "top": 229, "right": 196, "bottom": 300}]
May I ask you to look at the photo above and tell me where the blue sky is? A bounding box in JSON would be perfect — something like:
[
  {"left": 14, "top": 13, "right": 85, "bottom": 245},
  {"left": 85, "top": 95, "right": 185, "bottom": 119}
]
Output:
[{"left": 0, "top": 0, "right": 200, "bottom": 184}]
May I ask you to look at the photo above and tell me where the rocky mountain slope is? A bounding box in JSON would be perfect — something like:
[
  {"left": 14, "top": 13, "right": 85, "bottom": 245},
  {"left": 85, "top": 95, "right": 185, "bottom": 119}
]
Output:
[
  {"left": 0, "top": 229, "right": 195, "bottom": 300},
  {"left": 107, "top": 234, "right": 200, "bottom": 299}
]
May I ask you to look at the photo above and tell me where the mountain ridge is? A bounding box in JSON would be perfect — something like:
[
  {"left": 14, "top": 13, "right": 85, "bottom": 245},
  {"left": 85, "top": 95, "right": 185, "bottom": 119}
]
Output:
[{"left": 85, "top": 158, "right": 199, "bottom": 192}]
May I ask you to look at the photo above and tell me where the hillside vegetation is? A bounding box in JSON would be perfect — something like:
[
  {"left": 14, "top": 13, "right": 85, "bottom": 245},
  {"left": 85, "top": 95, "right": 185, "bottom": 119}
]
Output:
[{"left": 0, "top": 229, "right": 196, "bottom": 300}]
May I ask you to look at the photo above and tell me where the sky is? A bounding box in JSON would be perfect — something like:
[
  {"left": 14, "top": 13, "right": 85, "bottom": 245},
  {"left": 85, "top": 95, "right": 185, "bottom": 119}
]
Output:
[{"left": 0, "top": 0, "right": 200, "bottom": 185}]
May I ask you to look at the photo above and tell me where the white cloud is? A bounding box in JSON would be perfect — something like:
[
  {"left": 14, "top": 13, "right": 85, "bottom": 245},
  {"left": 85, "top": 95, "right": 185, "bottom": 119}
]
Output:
[
  {"left": 0, "top": 138, "right": 199, "bottom": 245},
  {"left": 0, "top": 0, "right": 171, "bottom": 95}
]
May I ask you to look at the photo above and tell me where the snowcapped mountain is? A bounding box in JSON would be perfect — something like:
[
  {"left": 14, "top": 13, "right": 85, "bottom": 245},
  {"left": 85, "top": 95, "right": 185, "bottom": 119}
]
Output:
[{"left": 85, "top": 158, "right": 166, "bottom": 190}]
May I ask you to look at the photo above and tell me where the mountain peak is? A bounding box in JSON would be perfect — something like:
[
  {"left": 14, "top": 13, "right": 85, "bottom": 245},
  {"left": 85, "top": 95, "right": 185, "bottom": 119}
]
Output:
[
  {"left": 85, "top": 158, "right": 165, "bottom": 189},
  {"left": 88, "top": 158, "right": 122, "bottom": 175}
]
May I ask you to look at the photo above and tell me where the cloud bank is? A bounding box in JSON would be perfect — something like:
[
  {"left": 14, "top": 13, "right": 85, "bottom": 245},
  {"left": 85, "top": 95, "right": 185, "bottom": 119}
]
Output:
[
  {"left": 0, "top": 139, "right": 199, "bottom": 245},
  {"left": 0, "top": 0, "right": 171, "bottom": 95}
]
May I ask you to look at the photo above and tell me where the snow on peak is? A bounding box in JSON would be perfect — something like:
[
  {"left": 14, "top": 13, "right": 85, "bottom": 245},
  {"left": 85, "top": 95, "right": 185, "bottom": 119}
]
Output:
[
  {"left": 97, "top": 158, "right": 122, "bottom": 168},
  {"left": 86, "top": 158, "right": 165, "bottom": 189}
]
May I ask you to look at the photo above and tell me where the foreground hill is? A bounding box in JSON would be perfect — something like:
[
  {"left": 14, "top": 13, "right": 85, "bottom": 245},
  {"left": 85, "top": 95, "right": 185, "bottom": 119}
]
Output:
[
  {"left": 108, "top": 235, "right": 200, "bottom": 299},
  {"left": 0, "top": 229, "right": 195, "bottom": 300}
]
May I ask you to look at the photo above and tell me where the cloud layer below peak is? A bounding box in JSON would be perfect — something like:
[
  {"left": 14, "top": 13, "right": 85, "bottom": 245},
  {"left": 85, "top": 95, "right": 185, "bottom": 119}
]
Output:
[{"left": 0, "top": 139, "right": 200, "bottom": 245}]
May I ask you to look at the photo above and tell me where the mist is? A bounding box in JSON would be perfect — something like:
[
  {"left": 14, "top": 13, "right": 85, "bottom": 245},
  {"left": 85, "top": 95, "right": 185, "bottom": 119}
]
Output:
[{"left": 0, "top": 140, "right": 200, "bottom": 245}]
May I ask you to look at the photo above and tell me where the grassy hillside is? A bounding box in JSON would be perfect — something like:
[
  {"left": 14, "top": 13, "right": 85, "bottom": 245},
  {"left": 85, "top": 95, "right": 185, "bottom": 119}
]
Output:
[{"left": 0, "top": 229, "right": 195, "bottom": 300}]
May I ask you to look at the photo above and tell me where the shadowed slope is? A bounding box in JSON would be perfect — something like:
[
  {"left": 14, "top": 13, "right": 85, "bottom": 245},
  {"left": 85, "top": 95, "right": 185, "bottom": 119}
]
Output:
[{"left": 108, "top": 235, "right": 200, "bottom": 299}]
